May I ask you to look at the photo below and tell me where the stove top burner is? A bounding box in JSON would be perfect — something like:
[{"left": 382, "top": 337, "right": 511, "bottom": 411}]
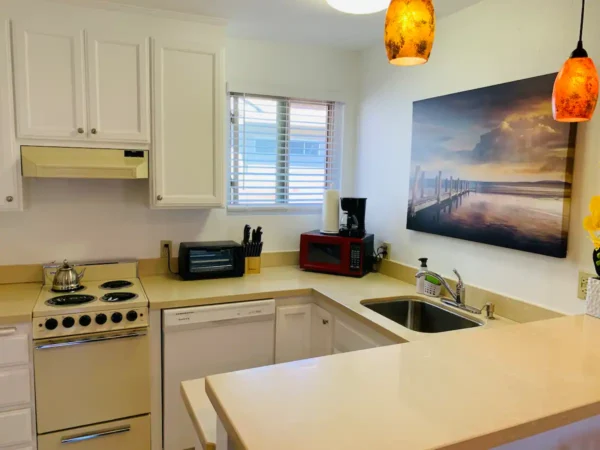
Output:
[
  {"left": 99, "top": 280, "right": 134, "bottom": 290},
  {"left": 100, "top": 292, "right": 138, "bottom": 303},
  {"left": 46, "top": 294, "right": 96, "bottom": 307},
  {"left": 51, "top": 285, "right": 86, "bottom": 294}
]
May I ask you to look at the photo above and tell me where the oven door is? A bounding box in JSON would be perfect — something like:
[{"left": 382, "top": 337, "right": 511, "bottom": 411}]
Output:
[
  {"left": 34, "top": 329, "right": 150, "bottom": 434},
  {"left": 300, "top": 235, "right": 349, "bottom": 275},
  {"left": 37, "top": 414, "right": 150, "bottom": 450}
]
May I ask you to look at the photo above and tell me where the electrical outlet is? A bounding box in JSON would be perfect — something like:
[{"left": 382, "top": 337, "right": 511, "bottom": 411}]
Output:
[
  {"left": 578, "top": 271, "right": 596, "bottom": 300},
  {"left": 160, "top": 240, "right": 173, "bottom": 259},
  {"left": 382, "top": 242, "right": 391, "bottom": 260}
]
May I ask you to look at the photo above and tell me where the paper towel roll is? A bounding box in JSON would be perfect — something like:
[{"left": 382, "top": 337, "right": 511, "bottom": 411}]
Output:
[{"left": 321, "top": 189, "right": 340, "bottom": 235}]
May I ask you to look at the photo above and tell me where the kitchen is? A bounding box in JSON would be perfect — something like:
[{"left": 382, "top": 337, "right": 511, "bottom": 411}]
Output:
[{"left": 1, "top": 0, "right": 600, "bottom": 449}]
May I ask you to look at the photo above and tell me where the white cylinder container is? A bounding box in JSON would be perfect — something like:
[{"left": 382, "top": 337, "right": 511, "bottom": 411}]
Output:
[
  {"left": 586, "top": 277, "right": 600, "bottom": 319},
  {"left": 321, "top": 189, "right": 340, "bottom": 235}
]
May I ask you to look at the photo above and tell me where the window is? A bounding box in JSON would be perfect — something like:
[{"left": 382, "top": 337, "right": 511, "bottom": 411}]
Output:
[{"left": 228, "top": 93, "right": 341, "bottom": 210}]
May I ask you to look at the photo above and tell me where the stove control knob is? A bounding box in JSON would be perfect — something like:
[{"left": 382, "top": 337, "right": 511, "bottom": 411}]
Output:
[
  {"left": 96, "top": 313, "right": 107, "bottom": 325},
  {"left": 45, "top": 318, "right": 58, "bottom": 330},
  {"left": 79, "top": 315, "right": 92, "bottom": 327},
  {"left": 62, "top": 317, "right": 75, "bottom": 328},
  {"left": 111, "top": 312, "right": 123, "bottom": 324},
  {"left": 126, "top": 310, "right": 138, "bottom": 322}
]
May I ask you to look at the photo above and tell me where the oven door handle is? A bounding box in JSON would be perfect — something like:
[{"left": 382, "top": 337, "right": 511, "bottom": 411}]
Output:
[
  {"left": 61, "top": 425, "right": 131, "bottom": 444},
  {"left": 35, "top": 330, "right": 147, "bottom": 350}
]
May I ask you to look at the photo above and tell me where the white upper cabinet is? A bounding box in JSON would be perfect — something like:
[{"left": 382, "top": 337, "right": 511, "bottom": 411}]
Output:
[
  {"left": 12, "top": 19, "right": 149, "bottom": 144},
  {"left": 87, "top": 31, "right": 150, "bottom": 143},
  {"left": 152, "top": 37, "right": 225, "bottom": 208},
  {"left": 0, "top": 19, "right": 22, "bottom": 211},
  {"left": 13, "top": 19, "right": 86, "bottom": 140}
]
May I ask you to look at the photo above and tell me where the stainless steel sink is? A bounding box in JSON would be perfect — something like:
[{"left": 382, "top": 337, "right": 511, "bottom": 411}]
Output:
[{"left": 362, "top": 298, "right": 483, "bottom": 333}]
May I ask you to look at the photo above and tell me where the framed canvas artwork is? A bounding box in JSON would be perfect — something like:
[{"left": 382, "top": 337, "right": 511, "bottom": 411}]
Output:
[{"left": 407, "top": 73, "right": 577, "bottom": 258}]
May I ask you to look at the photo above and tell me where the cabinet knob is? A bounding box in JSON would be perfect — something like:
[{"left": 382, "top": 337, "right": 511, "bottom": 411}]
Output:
[
  {"left": 91, "top": 128, "right": 97, "bottom": 134},
  {"left": 322, "top": 319, "right": 329, "bottom": 325},
  {"left": 77, "top": 128, "right": 84, "bottom": 134},
  {"left": 6, "top": 196, "right": 13, "bottom": 203},
  {"left": 157, "top": 195, "right": 163, "bottom": 201}
]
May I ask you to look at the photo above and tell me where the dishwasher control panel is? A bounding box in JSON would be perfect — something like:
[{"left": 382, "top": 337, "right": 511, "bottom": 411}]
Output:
[{"left": 163, "top": 299, "right": 276, "bottom": 328}]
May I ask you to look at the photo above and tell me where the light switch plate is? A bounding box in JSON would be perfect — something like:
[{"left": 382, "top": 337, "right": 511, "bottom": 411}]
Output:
[{"left": 578, "top": 271, "right": 596, "bottom": 300}]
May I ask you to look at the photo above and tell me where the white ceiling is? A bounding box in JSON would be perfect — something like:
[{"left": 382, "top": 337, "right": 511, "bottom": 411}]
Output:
[{"left": 96, "top": 0, "right": 485, "bottom": 49}]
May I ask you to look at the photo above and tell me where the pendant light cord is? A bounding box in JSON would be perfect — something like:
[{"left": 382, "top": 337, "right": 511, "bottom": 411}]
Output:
[{"left": 578, "top": 0, "right": 586, "bottom": 45}]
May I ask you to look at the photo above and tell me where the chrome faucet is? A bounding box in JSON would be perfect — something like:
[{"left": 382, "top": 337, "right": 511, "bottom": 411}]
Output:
[{"left": 415, "top": 269, "right": 495, "bottom": 319}]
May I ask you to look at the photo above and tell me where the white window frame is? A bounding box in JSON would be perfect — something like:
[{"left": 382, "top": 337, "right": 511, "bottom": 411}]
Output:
[{"left": 227, "top": 91, "right": 344, "bottom": 214}]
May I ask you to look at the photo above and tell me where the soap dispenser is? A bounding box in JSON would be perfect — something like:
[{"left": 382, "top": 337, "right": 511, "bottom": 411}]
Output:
[{"left": 416, "top": 258, "right": 428, "bottom": 294}]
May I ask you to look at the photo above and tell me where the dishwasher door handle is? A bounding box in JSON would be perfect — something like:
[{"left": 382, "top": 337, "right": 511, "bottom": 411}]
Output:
[{"left": 61, "top": 425, "right": 131, "bottom": 444}]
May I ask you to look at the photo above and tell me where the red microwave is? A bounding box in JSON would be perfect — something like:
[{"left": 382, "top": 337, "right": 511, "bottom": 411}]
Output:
[{"left": 299, "top": 231, "right": 375, "bottom": 278}]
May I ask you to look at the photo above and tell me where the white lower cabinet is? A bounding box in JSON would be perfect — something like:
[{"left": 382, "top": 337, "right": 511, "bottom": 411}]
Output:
[
  {"left": 311, "top": 305, "right": 333, "bottom": 358},
  {"left": 0, "top": 324, "right": 35, "bottom": 450},
  {"left": 275, "top": 304, "right": 312, "bottom": 363},
  {"left": 275, "top": 302, "right": 393, "bottom": 362},
  {"left": 0, "top": 409, "right": 32, "bottom": 447},
  {"left": 333, "top": 313, "right": 395, "bottom": 354}
]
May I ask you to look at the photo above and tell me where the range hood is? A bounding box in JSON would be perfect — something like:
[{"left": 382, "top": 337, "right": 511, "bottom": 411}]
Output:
[{"left": 21, "top": 146, "right": 149, "bottom": 180}]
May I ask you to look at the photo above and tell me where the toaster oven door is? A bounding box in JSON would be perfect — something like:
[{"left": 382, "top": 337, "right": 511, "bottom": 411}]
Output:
[{"left": 188, "top": 248, "right": 236, "bottom": 273}]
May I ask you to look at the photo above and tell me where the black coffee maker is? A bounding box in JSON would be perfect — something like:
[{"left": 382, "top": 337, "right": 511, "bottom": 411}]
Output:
[{"left": 339, "top": 198, "right": 367, "bottom": 238}]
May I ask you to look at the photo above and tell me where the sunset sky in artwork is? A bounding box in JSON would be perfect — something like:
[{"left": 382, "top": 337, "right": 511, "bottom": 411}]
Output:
[{"left": 411, "top": 73, "right": 575, "bottom": 183}]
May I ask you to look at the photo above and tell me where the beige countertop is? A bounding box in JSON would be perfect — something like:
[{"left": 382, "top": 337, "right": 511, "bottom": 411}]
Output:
[
  {"left": 0, "top": 283, "right": 42, "bottom": 325},
  {"left": 206, "top": 314, "right": 600, "bottom": 450},
  {"left": 141, "top": 266, "right": 513, "bottom": 343}
]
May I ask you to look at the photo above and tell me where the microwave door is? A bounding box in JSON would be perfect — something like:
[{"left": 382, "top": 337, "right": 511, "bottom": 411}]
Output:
[{"left": 307, "top": 242, "right": 342, "bottom": 267}]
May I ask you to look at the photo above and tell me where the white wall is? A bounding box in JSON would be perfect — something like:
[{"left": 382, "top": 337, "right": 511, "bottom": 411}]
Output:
[
  {"left": 356, "top": 0, "right": 600, "bottom": 314},
  {"left": 0, "top": 0, "right": 360, "bottom": 265}
]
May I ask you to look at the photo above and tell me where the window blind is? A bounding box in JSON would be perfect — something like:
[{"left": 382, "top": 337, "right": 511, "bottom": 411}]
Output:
[{"left": 228, "top": 92, "right": 341, "bottom": 209}]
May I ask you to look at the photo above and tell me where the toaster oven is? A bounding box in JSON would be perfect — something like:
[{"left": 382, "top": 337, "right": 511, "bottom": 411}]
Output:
[{"left": 178, "top": 241, "right": 245, "bottom": 280}]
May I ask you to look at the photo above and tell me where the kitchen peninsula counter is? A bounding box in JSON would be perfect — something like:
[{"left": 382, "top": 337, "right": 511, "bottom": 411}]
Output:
[{"left": 204, "top": 314, "right": 600, "bottom": 450}]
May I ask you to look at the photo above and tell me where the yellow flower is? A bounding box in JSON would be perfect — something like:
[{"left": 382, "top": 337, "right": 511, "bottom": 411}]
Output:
[
  {"left": 593, "top": 237, "right": 600, "bottom": 251},
  {"left": 590, "top": 196, "right": 600, "bottom": 214}
]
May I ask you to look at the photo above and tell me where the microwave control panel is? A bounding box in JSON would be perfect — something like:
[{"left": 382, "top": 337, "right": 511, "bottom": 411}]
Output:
[{"left": 350, "top": 244, "right": 362, "bottom": 271}]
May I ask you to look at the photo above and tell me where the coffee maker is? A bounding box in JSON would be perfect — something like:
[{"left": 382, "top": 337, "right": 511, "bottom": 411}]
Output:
[{"left": 339, "top": 197, "right": 367, "bottom": 238}]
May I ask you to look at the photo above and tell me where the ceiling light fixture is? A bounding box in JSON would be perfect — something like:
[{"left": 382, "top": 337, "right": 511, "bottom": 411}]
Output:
[
  {"left": 326, "top": 0, "right": 389, "bottom": 15},
  {"left": 384, "top": 0, "right": 436, "bottom": 66},
  {"left": 552, "top": 0, "right": 598, "bottom": 122}
]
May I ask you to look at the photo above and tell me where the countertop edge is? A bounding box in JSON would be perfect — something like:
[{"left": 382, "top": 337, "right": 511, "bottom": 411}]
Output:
[{"left": 205, "top": 377, "right": 247, "bottom": 450}]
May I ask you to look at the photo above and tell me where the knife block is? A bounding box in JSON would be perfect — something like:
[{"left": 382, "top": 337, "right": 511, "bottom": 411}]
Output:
[{"left": 245, "top": 257, "right": 261, "bottom": 275}]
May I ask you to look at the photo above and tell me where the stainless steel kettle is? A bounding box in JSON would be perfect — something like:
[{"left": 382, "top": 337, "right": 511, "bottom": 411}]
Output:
[{"left": 52, "top": 260, "right": 86, "bottom": 292}]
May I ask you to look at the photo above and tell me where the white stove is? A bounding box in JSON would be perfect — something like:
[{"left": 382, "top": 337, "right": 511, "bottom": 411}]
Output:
[{"left": 32, "top": 261, "right": 149, "bottom": 339}]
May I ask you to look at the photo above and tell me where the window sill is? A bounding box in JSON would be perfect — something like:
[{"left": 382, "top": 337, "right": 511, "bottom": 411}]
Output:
[{"left": 227, "top": 204, "right": 322, "bottom": 216}]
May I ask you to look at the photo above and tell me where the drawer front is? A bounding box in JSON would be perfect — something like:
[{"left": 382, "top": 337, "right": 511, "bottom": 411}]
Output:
[
  {"left": 0, "top": 328, "right": 29, "bottom": 367},
  {"left": 0, "top": 408, "right": 32, "bottom": 447},
  {"left": 0, "top": 367, "right": 31, "bottom": 408},
  {"left": 38, "top": 414, "right": 150, "bottom": 450}
]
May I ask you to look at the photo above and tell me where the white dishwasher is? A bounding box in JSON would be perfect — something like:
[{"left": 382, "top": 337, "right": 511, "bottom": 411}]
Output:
[{"left": 162, "top": 299, "right": 276, "bottom": 450}]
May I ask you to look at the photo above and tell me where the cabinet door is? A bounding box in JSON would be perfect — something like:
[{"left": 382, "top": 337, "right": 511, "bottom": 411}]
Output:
[
  {"left": 275, "top": 305, "right": 312, "bottom": 364},
  {"left": 13, "top": 19, "right": 86, "bottom": 139},
  {"left": 0, "top": 408, "right": 32, "bottom": 447},
  {"left": 311, "top": 305, "right": 333, "bottom": 358},
  {"left": 87, "top": 31, "right": 150, "bottom": 143},
  {"left": 334, "top": 318, "right": 379, "bottom": 354},
  {"left": 0, "top": 20, "right": 22, "bottom": 211},
  {"left": 152, "top": 38, "right": 225, "bottom": 208}
]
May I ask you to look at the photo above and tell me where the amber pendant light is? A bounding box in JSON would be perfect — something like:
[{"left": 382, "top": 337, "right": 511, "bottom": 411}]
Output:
[
  {"left": 553, "top": 0, "right": 599, "bottom": 122},
  {"left": 384, "top": 0, "right": 436, "bottom": 66}
]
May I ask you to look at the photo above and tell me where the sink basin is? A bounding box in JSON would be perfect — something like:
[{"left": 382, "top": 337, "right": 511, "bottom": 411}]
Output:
[{"left": 362, "top": 298, "right": 483, "bottom": 333}]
